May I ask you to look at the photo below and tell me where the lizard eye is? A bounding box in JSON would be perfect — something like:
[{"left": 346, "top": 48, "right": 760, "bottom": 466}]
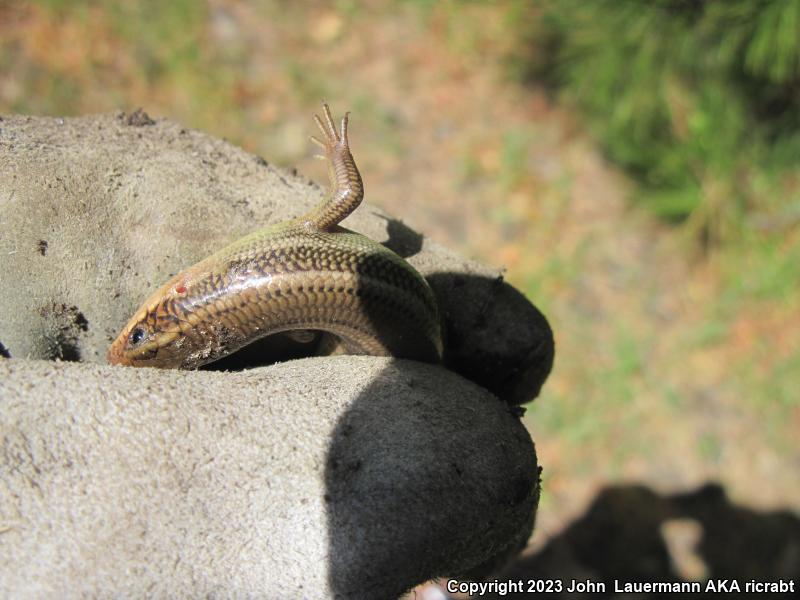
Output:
[{"left": 129, "top": 327, "right": 146, "bottom": 346}]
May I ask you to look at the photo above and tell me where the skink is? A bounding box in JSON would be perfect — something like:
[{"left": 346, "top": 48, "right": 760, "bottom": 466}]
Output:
[{"left": 107, "top": 104, "right": 442, "bottom": 368}]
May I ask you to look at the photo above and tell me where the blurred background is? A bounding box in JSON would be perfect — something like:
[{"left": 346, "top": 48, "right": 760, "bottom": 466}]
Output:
[{"left": 2, "top": 0, "right": 797, "bottom": 594}]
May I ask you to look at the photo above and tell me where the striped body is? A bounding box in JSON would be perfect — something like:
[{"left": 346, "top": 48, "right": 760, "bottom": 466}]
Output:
[{"left": 107, "top": 104, "right": 442, "bottom": 368}]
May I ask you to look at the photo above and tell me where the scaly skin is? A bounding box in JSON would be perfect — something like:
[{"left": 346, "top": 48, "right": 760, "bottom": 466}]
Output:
[{"left": 107, "top": 104, "right": 442, "bottom": 368}]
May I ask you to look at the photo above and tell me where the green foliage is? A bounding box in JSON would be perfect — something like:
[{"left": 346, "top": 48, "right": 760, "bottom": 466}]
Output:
[{"left": 519, "top": 0, "right": 800, "bottom": 241}]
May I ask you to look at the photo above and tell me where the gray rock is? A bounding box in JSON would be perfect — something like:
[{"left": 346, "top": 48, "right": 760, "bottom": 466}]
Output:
[{"left": 0, "top": 357, "right": 539, "bottom": 599}]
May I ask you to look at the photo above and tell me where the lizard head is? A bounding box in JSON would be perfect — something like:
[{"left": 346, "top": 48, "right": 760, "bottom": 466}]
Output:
[{"left": 107, "top": 276, "right": 191, "bottom": 369}]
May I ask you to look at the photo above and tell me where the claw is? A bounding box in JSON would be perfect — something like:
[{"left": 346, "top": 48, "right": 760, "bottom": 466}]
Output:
[
  {"left": 321, "top": 102, "right": 338, "bottom": 141},
  {"left": 311, "top": 103, "right": 351, "bottom": 156},
  {"left": 314, "top": 114, "right": 329, "bottom": 140},
  {"left": 340, "top": 111, "right": 349, "bottom": 144}
]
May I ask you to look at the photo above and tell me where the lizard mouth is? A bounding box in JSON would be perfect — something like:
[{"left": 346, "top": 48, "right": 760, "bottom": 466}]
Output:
[
  {"left": 106, "top": 339, "right": 133, "bottom": 366},
  {"left": 107, "top": 333, "right": 160, "bottom": 366}
]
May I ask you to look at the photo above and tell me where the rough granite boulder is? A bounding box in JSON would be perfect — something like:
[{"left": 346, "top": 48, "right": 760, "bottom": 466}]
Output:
[{"left": 0, "top": 112, "right": 552, "bottom": 599}]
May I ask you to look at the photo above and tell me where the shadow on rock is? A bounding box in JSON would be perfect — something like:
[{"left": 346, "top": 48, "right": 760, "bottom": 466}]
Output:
[
  {"left": 375, "top": 215, "right": 424, "bottom": 259},
  {"left": 427, "top": 273, "right": 554, "bottom": 406},
  {"left": 475, "top": 483, "right": 800, "bottom": 599},
  {"left": 323, "top": 359, "right": 541, "bottom": 599},
  {"left": 201, "top": 332, "right": 324, "bottom": 371}
]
